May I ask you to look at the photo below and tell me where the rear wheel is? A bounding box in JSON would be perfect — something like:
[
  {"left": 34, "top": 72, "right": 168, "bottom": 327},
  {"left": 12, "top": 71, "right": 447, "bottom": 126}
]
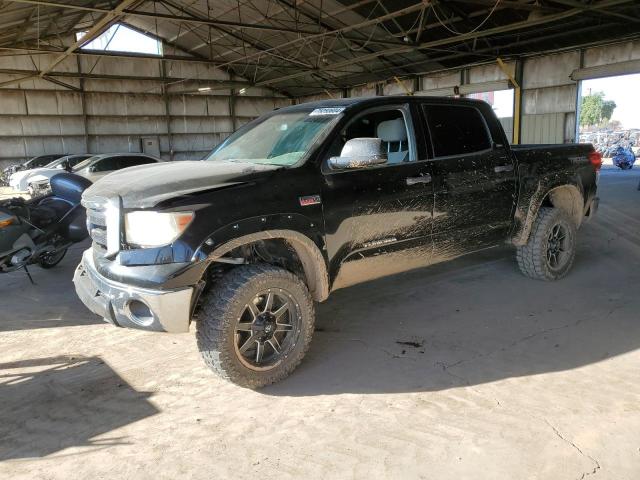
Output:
[
  {"left": 38, "top": 248, "right": 67, "bottom": 269},
  {"left": 516, "top": 207, "right": 577, "bottom": 281},
  {"left": 196, "top": 264, "right": 314, "bottom": 389}
]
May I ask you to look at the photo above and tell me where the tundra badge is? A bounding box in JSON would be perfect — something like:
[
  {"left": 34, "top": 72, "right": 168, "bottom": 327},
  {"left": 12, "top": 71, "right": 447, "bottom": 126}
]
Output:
[{"left": 299, "top": 194, "right": 322, "bottom": 206}]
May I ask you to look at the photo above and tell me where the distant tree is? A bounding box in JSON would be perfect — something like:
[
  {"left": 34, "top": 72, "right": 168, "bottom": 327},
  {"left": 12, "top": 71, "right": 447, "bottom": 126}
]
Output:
[
  {"left": 580, "top": 91, "right": 617, "bottom": 127},
  {"left": 580, "top": 92, "right": 603, "bottom": 127},
  {"left": 601, "top": 100, "right": 617, "bottom": 123}
]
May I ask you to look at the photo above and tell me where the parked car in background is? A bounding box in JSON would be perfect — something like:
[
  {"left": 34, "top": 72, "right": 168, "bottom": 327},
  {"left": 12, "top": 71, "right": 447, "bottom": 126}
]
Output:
[
  {"left": 72, "top": 153, "right": 163, "bottom": 182},
  {"left": 1, "top": 154, "right": 67, "bottom": 186},
  {"left": 26, "top": 153, "right": 163, "bottom": 196},
  {"left": 10, "top": 154, "right": 93, "bottom": 194},
  {"left": 74, "top": 96, "right": 600, "bottom": 389}
]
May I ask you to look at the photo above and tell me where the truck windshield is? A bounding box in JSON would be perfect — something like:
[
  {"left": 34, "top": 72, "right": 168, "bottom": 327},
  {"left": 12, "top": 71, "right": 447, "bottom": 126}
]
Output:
[{"left": 205, "top": 109, "right": 342, "bottom": 166}]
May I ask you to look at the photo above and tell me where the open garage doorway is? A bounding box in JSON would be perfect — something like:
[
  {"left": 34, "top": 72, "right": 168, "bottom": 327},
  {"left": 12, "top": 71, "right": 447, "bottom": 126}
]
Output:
[
  {"left": 577, "top": 73, "right": 640, "bottom": 169},
  {"left": 468, "top": 89, "right": 515, "bottom": 143}
]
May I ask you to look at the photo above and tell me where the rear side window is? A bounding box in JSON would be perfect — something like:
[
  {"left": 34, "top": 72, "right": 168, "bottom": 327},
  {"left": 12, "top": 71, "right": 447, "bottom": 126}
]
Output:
[
  {"left": 119, "top": 156, "right": 157, "bottom": 168},
  {"left": 422, "top": 105, "right": 491, "bottom": 157},
  {"left": 68, "top": 156, "right": 90, "bottom": 167},
  {"left": 93, "top": 157, "right": 119, "bottom": 172}
]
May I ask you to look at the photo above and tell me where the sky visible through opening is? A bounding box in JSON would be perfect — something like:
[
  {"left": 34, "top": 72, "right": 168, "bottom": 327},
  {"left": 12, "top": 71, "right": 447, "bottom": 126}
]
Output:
[
  {"left": 468, "top": 89, "right": 514, "bottom": 119},
  {"left": 581, "top": 73, "right": 640, "bottom": 129},
  {"left": 77, "top": 24, "right": 162, "bottom": 56}
]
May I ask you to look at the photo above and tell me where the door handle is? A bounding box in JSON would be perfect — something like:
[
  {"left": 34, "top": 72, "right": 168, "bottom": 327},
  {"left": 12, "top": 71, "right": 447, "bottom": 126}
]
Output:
[
  {"left": 406, "top": 174, "right": 432, "bottom": 185},
  {"left": 494, "top": 164, "right": 514, "bottom": 173}
]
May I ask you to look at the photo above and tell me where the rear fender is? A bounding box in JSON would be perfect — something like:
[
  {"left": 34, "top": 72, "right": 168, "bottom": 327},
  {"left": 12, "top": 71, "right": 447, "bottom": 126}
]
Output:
[{"left": 511, "top": 170, "right": 585, "bottom": 246}]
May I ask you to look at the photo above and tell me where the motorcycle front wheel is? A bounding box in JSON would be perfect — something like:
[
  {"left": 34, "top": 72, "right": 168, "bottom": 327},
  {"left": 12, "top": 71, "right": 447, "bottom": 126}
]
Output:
[{"left": 38, "top": 248, "right": 67, "bottom": 269}]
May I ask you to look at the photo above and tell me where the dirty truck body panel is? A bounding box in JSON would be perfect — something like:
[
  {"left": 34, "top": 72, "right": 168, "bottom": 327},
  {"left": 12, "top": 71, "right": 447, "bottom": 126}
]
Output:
[{"left": 74, "top": 96, "right": 598, "bottom": 333}]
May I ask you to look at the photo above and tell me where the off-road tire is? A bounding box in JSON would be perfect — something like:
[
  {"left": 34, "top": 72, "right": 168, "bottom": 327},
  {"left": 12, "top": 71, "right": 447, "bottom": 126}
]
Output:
[
  {"left": 196, "top": 264, "right": 315, "bottom": 389},
  {"left": 38, "top": 248, "right": 67, "bottom": 269},
  {"left": 516, "top": 207, "right": 577, "bottom": 281}
]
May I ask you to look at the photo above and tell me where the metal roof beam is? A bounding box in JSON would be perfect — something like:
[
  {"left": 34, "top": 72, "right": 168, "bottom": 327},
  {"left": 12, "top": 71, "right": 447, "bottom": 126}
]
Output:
[
  {"left": 255, "top": 0, "right": 637, "bottom": 86},
  {"left": 0, "top": 0, "right": 141, "bottom": 87},
  {"left": 213, "top": 1, "right": 430, "bottom": 73},
  {"left": 1, "top": 0, "right": 329, "bottom": 34},
  {"left": 549, "top": 0, "right": 640, "bottom": 22}
]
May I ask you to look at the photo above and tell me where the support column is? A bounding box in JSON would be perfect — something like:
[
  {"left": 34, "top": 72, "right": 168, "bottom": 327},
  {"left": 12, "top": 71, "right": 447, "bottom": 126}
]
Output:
[
  {"left": 497, "top": 57, "right": 522, "bottom": 145},
  {"left": 161, "top": 60, "right": 174, "bottom": 161},
  {"left": 574, "top": 49, "right": 585, "bottom": 143},
  {"left": 76, "top": 56, "right": 89, "bottom": 153},
  {"left": 229, "top": 73, "right": 237, "bottom": 132}
]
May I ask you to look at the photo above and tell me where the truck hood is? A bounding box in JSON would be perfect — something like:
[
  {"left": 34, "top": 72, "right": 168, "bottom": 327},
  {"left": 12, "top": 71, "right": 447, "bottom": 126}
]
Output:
[{"left": 84, "top": 160, "right": 282, "bottom": 208}]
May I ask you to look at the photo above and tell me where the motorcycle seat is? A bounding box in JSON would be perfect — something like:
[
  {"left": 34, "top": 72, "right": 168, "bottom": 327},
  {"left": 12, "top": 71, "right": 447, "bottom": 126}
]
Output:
[
  {"left": 30, "top": 198, "right": 73, "bottom": 228},
  {"left": 28, "top": 174, "right": 90, "bottom": 229}
]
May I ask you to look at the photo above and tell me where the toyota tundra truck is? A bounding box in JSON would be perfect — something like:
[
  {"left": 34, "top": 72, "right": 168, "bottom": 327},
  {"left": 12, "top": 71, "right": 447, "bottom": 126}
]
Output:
[{"left": 73, "top": 96, "right": 601, "bottom": 388}]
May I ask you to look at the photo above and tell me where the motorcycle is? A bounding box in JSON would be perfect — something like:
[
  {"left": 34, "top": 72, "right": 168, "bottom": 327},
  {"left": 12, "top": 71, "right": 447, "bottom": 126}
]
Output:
[
  {"left": 612, "top": 146, "right": 636, "bottom": 170},
  {"left": 0, "top": 172, "right": 91, "bottom": 280}
]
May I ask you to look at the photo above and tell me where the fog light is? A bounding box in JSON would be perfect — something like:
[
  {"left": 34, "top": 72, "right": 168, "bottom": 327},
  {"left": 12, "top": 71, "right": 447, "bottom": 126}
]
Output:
[{"left": 127, "top": 300, "right": 155, "bottom": 327}]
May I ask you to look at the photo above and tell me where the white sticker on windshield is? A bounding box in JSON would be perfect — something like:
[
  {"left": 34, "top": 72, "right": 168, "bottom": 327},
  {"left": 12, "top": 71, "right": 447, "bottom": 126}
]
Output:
[{"left": 309, "top": 107, "right": 345, "bottom": 116}]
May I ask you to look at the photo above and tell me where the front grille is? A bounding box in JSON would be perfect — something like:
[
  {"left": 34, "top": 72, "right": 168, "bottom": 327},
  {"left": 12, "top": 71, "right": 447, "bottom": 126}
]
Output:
[{"left": 82, "top": 197, "right": 109, "bottom": 255}]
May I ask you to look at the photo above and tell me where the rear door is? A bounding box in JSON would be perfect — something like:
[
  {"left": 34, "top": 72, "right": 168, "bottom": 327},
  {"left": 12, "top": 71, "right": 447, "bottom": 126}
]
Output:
[
  {"left": 418, "top": 102, "right": 516, "bottom": 257},
  {"left": 321, "top": 104, "right": 435, "bottom": 290}
]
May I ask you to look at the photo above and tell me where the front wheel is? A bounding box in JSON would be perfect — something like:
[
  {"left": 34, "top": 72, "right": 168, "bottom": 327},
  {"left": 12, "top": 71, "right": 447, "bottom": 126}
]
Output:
[
  {"left": 38, "top": 248, "right": 67, "bottom": 269},
  {"left": 196, "top": 264, "right": 315, "bottom": 389},
  {"left": 516, "top": 207, "right": 577, "bottom": 281}
]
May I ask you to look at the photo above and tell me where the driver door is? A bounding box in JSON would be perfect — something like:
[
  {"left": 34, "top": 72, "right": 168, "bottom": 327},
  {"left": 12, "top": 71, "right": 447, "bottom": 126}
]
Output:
[{"left": 321, "top": 104, "right": 435, "bottom": 290}]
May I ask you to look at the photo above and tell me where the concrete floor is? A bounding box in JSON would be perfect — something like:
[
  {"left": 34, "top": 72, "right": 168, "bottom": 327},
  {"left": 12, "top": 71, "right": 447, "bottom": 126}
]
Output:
[{"left": 1, "top": 167, "right": 639, "bottom": 479}]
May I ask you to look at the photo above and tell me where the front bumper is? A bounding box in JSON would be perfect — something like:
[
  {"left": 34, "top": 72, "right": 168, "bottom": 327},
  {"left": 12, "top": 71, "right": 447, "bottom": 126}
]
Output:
[{"left": 73, "top": 248, "right": 193, "bottom": 333}]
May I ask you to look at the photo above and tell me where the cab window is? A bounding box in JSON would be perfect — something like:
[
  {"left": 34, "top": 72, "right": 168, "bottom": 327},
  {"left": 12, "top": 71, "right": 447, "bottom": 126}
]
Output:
[
  {"left": 326, "top": 107, "right": 414, "bottom": 166},
  {"left": 422, "top": 105, "right": 491, "bottom": 157}
]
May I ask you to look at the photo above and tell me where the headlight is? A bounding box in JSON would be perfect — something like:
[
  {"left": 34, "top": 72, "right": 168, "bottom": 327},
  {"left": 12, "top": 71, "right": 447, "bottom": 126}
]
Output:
[{"left": 125, "top": 211, "right": 194, "bottom": 248}]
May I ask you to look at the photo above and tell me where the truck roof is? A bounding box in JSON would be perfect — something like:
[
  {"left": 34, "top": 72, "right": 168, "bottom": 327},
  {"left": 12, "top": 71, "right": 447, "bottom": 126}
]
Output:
[{"left": 279, "top": 95, "right": 488, "bottom": 113}]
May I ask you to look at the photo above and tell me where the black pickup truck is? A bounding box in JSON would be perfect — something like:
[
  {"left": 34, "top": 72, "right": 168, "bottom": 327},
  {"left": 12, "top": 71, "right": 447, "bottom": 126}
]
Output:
[{"left": 74, "top": 96, "right": 600, "bottom": 388}]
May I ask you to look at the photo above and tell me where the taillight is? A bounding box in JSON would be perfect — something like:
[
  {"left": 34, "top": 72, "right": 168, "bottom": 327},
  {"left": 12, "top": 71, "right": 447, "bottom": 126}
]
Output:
[{"left": 589, "top": 151, "right": 602, "bottom": 171}]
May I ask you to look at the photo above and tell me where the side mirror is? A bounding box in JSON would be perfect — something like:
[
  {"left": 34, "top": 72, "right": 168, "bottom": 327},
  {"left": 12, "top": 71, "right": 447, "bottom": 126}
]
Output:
[
  {"left": 61, "top": 159, "right": 71, "bottom": 171},
  {"left": 328, "top": 138, "right": 387, "bottom": 170},
  {"left": 88, "top": 165, "right": 97, "bottom": 173}
]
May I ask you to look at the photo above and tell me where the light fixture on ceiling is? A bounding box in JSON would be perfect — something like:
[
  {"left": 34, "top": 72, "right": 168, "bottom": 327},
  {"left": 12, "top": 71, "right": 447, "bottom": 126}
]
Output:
[
  {"left": 198, "top": 86, "right": 211, "bottom": 92},
  {"left": 527, "top": 1, "right": 544, "bottom": 21},
  {"left": 238, "top": 88, "right": 246, "bottom": 95}
]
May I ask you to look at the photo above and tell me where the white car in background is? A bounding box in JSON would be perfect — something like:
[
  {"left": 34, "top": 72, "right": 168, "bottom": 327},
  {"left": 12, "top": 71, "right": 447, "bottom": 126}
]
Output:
[
  {"left": 26, "top": 153, "right": 163, "bottom": 196},
  {"left": 9, "top": 154, "right": 92, "bottom": 193}
]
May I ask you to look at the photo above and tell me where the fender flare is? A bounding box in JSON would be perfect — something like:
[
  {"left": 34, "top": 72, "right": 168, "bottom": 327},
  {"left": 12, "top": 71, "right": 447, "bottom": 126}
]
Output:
[
  {"left": 512, "top": 181, "right": 584, "bottom": 246},
  {"left": 207, "top": 229, "right": 330, "bottom": 302}
]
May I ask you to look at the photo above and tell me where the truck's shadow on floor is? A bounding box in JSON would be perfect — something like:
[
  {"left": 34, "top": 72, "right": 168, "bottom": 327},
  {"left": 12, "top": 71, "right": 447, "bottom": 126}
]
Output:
[
  {"left": 264, "top": 224, "right": 640, "bottom": 396},
  {"left": 0, "top": 355, "right": 158, "bottom": 461},
  {"left": 0, "top": 243, "right": 103, "bottom": 332}
]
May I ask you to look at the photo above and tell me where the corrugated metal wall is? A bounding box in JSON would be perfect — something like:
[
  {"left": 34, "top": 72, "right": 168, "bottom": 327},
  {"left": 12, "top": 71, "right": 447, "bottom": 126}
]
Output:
[{"left": 0, "top": 49, "right": 290, "bottom": 168}]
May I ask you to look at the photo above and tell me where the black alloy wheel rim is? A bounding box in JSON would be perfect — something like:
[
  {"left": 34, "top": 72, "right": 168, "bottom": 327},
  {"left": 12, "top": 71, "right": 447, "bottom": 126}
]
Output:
[
  {"left": 234, "top": 289, "right": 301, "bottom": 371},
  {"left": 546, "top": 223, "right": 570, "bottom": 270}
]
